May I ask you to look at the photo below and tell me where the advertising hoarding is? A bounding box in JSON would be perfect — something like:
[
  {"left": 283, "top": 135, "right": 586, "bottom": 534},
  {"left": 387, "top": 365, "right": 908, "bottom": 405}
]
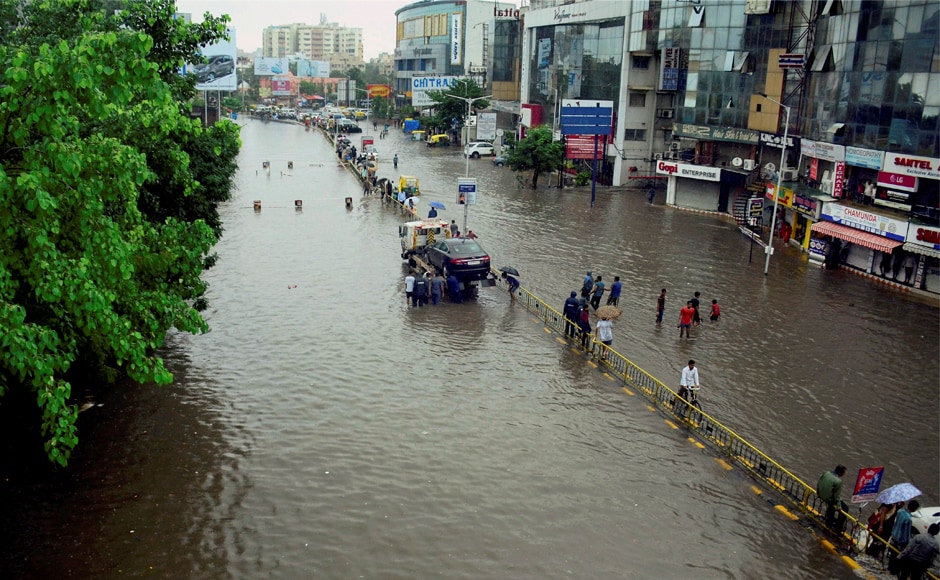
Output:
[
  {"left": 190, "top": 29, "right": 237, "bottom": 91},
  {"left": 297, "top": 60, "right": 330, "bottom": 78},
  {"left": 254, "top": 57, "right": 288, "bottom": 76}
]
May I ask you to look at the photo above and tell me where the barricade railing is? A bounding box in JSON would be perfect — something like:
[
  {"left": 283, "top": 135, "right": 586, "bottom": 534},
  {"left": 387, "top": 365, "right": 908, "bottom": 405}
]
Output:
[{"left": 507, "top": 283, "right": 935, "bottom": 575}]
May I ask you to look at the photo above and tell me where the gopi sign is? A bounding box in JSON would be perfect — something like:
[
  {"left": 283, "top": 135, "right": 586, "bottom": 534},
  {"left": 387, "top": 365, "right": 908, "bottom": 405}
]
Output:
[{"left": 656, "top": 160, "right": 721, "bottom": 181}]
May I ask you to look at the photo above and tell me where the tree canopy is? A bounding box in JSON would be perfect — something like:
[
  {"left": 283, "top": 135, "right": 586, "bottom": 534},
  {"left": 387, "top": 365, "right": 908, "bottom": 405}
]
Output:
[
  {"left": 0, "top": 0, "right": 240, "bottom": 466},
  {"left": 505, "top": 126, "right": 565, "bottom": 189},
  {"left": 425, "top": 79, "right": 489, "bottom": 136}
]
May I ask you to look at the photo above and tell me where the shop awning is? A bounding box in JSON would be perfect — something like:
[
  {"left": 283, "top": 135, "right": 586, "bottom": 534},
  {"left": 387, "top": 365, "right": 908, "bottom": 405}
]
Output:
[
  {"left": 903, "top": 242, "right": 940, "bottom": 258},
  {"left": 811, "top": 221, "right": 903, "bottom": 253}
]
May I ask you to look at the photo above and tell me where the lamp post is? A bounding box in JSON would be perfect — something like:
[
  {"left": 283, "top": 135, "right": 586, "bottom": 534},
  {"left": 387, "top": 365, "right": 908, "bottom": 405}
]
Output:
[
  {"left": 446, "top": 90, "right": 492, "bottom": 232},
  {"left": 758, "top": 92, "right": 790, "bottom": 276}
]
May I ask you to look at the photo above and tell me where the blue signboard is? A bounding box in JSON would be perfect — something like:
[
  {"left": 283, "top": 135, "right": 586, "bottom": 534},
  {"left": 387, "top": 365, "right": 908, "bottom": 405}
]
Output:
[
  {"left": 852, "top": 466, "right": 885, "bottom": 503},
  {"left": 560, "top": 99, "right": 614, "bottom": 136}
]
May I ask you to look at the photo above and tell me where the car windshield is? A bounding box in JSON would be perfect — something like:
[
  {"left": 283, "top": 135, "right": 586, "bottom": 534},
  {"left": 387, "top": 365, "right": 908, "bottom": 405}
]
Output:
[{"left": 448, "top": 242, "right": 483, "bottom": 254}]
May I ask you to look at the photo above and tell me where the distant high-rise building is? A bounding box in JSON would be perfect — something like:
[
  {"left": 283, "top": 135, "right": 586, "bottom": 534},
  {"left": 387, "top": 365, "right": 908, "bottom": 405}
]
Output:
[{"left": 262, "top": 21, "right": 363, "bottom": 62}]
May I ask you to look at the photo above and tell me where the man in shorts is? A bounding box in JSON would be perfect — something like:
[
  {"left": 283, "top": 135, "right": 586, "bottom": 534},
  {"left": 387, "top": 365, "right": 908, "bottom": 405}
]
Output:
[
  {"left": 678, "top": 300, "right": 695, "bottom": 338},
  {"left": 404, "top": 273, "right": 415, "bottom": 306}
]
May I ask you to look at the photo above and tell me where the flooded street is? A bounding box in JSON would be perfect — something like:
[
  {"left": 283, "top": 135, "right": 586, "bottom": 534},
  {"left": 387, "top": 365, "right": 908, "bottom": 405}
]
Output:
[{"left": 1, "top": 118, "right": 936, "bottom": 578}]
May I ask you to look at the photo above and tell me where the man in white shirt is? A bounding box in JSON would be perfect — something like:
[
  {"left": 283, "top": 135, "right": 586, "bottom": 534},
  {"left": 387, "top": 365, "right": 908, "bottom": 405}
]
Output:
[
  {"left": 404, "top": 273, "right": 415, "bottom": 306},
  {"left": 595, "top": 317, "right": 613, "bottom": 359},
  {"left": 679, "top": 359, "right": 699, "bottom": 399}
]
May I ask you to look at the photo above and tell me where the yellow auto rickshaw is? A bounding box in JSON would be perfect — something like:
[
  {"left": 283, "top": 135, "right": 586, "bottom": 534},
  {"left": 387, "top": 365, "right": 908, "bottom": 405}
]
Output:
[
  {"left": 427, "top": 134, "right": 451, "bottom": 147},
  {"left": 398, "top": 175, "right": 420, "bottom": 197},
  {"left": 411, "top": 130, "right": 426, "bottom": 142}
]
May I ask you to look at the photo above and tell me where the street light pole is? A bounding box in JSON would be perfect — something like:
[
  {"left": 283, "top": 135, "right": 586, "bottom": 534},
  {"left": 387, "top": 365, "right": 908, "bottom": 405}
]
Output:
[
  {"left": 446, "top": 90, "right": 492, "bottom": 233},
  {"left": 759, "top": 92, "right": 791, "bottom": 276}
]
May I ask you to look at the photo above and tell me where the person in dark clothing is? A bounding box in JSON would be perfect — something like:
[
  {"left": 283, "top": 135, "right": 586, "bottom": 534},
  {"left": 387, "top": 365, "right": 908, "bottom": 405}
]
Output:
[
  {"left": 412, "top": 274, "right": 428, "bottom": 307},
  {"left": 607, "top": 276, "right": 622, "bottom": 306},
  {"left": 581, "top": 271, "right": 594, "bottom": 299},
  {"left": 898, "top": 522, "right": 939, "bottom": 580},
  {"left": 817, "top": 465, "right": 848, "bottom": 532},
  {"left": 447, "top": 274, "right": 462, "bottom": 303},
  {"left": 589, "top": 276, "right": 605, "bottom": 310},
  {"left": 656, "top": 288, "right": 666, "bottom": 324},
  {"left": 578, "top": 304, "right": 593, "bottom": 349},
  {"left": 563, "top": 291, "right": 580, "bottom": 338},
  {"left": 690, "top": 291, "right": 701, "bottom": 326}
]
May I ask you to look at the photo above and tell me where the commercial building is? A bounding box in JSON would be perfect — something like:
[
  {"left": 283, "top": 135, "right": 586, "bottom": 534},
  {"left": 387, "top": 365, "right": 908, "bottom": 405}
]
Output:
[{"left": 262, "top": 17, "right": 364, "bottom": 63}]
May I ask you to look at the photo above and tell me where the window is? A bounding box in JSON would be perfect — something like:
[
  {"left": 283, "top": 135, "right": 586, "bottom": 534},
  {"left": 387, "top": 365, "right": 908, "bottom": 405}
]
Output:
[
  {"left": 632, "top": 55, "right": 651, "bottom": 69},
  {"left": 624, "top": 129, "right": 647, "bottom": 141},
  {"left": 629, "top": 92, "right": 647, "bottom": 107}
]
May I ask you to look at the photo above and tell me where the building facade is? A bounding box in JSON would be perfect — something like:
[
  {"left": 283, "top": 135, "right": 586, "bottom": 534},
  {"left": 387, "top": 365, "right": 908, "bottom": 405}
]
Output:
[{"left": 262, "top": 20, "right": 364, "bottom": 63}]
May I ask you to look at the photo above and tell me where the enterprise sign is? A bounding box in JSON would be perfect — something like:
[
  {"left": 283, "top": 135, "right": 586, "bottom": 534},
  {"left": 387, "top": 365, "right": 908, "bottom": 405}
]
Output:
[{"left": 656, "top": 160, "right": 721, "bottom": 181}]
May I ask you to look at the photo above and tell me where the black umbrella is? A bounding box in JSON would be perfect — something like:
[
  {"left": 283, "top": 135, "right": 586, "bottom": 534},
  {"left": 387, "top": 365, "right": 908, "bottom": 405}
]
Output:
[{"left": 500, "top": 266, "right": 520, "bottom": 276}]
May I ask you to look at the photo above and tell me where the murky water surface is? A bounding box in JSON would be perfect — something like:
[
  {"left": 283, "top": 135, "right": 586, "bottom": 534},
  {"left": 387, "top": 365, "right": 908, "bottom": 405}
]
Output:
[{"left": 2, "top": 119, "right": 937, "bottom": 579}]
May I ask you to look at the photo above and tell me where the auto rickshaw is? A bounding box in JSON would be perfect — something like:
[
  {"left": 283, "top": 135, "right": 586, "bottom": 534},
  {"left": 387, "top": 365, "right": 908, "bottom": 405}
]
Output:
[
  {"left": 427, "top": 134, "right": 451, "bottom": 147},
  {"left": 411, "top": 130, "right": 426, "bottom": 142},
  {"left": 398, "top": 175, "right": 420, "bottom": 197}
]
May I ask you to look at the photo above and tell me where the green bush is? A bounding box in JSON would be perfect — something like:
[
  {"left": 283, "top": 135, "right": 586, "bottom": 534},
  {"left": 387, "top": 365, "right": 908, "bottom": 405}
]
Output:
[{"left": 575, "top": 171, "right": 591, "bottom": 186}]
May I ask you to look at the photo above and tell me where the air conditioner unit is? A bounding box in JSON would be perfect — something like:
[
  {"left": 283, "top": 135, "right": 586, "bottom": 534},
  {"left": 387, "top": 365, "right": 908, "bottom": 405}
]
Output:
[
  {"left": 780, "top": 168, "right": 799, "bottom": 181},
  {"left": 656, "top": 109, "right": 675, "bottom": 119},
  {"left": 669, "top": 151, "right": 681, "bottom": 160},
  {"left": 743, "top": 159, "right": 756, "bottom": 171},
  {"left": 654, "top": 153, "right": 664, "bottom": 160},
  {"left": 669, "top": 142, "right": 680, "bottom": 151}
]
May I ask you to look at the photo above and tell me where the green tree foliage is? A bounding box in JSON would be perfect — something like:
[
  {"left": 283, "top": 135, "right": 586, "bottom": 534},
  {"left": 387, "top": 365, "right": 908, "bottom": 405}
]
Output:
[
  {"left": 505, "top": 126, "right": 565, "bottom": 189},
  {"left": 0, "top": 0, "right": 240, "bottom": 466},
  {"left": 371, "top": 96, "right": 391, "bottom": 120},
  {"left": 425, "top": 79, "right": 489, "bottom": 138},
  {"left": 299, "top": 80, "right": 318, "bottom": 96}
]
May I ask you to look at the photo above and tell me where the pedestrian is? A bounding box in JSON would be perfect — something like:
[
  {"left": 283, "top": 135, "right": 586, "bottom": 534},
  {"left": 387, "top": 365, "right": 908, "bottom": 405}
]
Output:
[
  {"left": 428, "top": 206, "right": 438, "bottom": 218},
  {"left": 678, "top": 359, "right": 699, "bottom": 400},
  {"left": 903, "top": 253, "right": 916, "bottom": 285},
  {"left": 678, "top": 300, "right": 695, "bottom": 338},
  {"left": 710, "top": 299, "right": 721, "bottom": 321},
  {"left": 864, "top": 503, "right": 896, "bottom": 559},
  {"left": 590, "top": 276, "right": 606, "bottom": 310},
  {"left": 656, "top": 288, "right": 667, "bottom": 325},
  {"left": 648, "top": 186, "right": 655, "bottom": 204},
  {"left": 889, "top": 500, "right": 920, "bottom": 574},
  {"left": 447, "top": 274, "right": 462, "bottom": 303},
  {"left": 578, "top": 304, "right": 592, "bottom": 349},
  {"left": 397, "top": 188, "right": 406, "bottom": 205},
  {"left": 404, "top": 272, "right": 415, "bottom": 305},
  {"left": 373, "top": 121, "right": 377, "bottom": 130},
  {"left": 816, "top": 465, "right": 848, "bottom": 533},
  {"left": 607, "top": 276, "right": 622, "bottom": 306},
  {"left": 581, "top": 271, "right": 594, "bottom": 299},
  {"left": 897, "top": 522, "right": 939, "bottom": 580},
  {"left": 466, "top": 230, "right": 478, "bottom": 239},
  {"left": 449, "top": 220, "right": 459, "bottom": 238},
  {"left": 563, "top": 291, "right": 580, "bottom": 338},
  {"left": 393, "top": 153, "right": 398, "bottom": 168},
  {"left": 595, "top": 316, "right": 613, "bottom": 359},
  {"left": 502, "top": 272, "right": 519, "bottom": 302},
  {"left": 430, "top": 271, "right": 444, "bottom": 305},
  {"left": 691, "top": 291, "right": 702, "bottom": 326},
  {"left": 412, "top": 273, "right": 428, "bottom": 307}
]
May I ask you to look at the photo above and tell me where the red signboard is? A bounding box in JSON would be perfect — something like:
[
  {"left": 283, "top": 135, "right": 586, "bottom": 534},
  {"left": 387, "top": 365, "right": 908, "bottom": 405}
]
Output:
[
  {"left": 877, "top": 171, "right": 918, "bottom": 192},
  {"left": 833, "top": 161, "right": 845, "bottom": 198},
  {"left": 271, "top": 78, "right": 291, "bottom": 96},
  {"left": 367, "top": 84, "right": 391, "bottom": 98},
  {"left": 566, "top": 135, "right": 606, "bottom": 160}
]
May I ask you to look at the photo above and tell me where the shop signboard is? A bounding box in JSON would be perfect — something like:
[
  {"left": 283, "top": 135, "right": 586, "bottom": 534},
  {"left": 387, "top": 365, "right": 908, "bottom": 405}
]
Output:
[
  {"left": 877, "top": 171, "right": 918, "bottom": 192},
  {"left": 821, "top": 202, "right": 909, "bottom": 241},
  {"left": 806, "top": 139, "right": 845, "bottom": 162},
  {"left": 759, "top": 132, "right": 798, "bottom": 150},
  {"left": 765, "top": 183, "right": 793, "bottom": 207},
  {"left": 801, "top": 139, "right": 816, "bottom": 159},
  {"left": 659, "top": 47, "right": 681, "bottom": 91},
  {"left": 874, "top": 190, "right": 912, "bottom": 212},
  {"left": 410, "top": 76, "right": 465, "bottom": 107},
  {"left": 673, "top": 123, "right": 759, "bottom": 145},
  {"left": 832, "top": 161, "right": 845, "bottom": 198},
  {"left": 566, "top": 135, "right": 606, "bottom": 160},
  {"left": 747, "top": 197, "right": 763, "bottom": 226},
  {"left": 809, "top": 236, "right": 830, "bottom": 260},
  {"left": 792, "top": 193, "right": 820, "bottom": 220},
  {"left": 450, "top": 14, "right": 462, "bottom": 65},
  {"left": 655, "top": 160, "right": 721, "bottom": 181},
  {"left": 907, "top": 224, "right": 940, "bottom": 250},
  {"left": 883, "top": 152, "right": 940, "bottom": 180},
  {"left": 845, "top": 146, "right": 884, "bottom": 170}
]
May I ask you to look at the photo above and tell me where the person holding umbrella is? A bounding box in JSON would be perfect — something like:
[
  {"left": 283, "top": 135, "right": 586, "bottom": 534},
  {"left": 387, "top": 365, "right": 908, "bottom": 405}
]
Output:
[{"left": 500, "top": 267, "right": 520, "bottom": 303}]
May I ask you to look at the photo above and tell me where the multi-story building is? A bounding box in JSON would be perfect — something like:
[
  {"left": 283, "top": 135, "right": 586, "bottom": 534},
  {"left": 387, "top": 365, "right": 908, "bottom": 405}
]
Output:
[
  {"left": 519, "top": 0, "right": 940, "bottom": 294},
  {"left": 393, "top": 0, "right": 522, "bottom": 113},
  {"left": 262, "top": 18, "right": 364, "bottom": 63}
]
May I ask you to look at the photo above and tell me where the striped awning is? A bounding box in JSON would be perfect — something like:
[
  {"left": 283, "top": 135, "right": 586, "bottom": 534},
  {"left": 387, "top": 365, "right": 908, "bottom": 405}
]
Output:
[
  {"left": 811, "top": 221, "right": 903, "bottom": 253},
  {"left": 903, "top": 242, "right": 940, "bottom": 259}
]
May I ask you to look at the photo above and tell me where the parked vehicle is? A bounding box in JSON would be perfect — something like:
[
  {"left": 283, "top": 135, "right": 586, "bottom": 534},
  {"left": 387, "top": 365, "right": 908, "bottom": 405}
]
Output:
[
  {"left": 492, "top": 154, "right": 510, "bottom": 167},
  {"left": 426, "top": 238, "right": 491, "bottom": 281},
  {"left": 427, "top": 134, "right": 451, "bottom": 147},
  {"left": 464, "top": 141, "right": 495, "bottom": 158},
  {"left": 398, "top": 175, "right": 420, "bottom": 197}
]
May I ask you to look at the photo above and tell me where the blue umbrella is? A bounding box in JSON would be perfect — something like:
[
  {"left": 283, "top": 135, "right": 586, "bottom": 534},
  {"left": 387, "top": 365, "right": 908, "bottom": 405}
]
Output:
[
  {"left": 876, "top": 482, "right": 921, "bottom": 505},
  {"left": 429, "top": 201, "right": 446, "bottom": 210}
]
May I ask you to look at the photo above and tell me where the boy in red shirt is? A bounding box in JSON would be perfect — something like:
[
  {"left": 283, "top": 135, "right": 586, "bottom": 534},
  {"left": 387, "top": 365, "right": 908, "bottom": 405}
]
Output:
[
  {"left": 710, "top": 299, "right": 720, "bottom": 321},
  {"left": 678, "top": 301, "right": 695, "bottom": 338}
]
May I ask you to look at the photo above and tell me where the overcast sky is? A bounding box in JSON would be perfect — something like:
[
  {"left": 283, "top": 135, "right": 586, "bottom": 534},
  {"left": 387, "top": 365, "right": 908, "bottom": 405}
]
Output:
[{"left": 176, "top": 0, "right": 402, "bottom": 59}]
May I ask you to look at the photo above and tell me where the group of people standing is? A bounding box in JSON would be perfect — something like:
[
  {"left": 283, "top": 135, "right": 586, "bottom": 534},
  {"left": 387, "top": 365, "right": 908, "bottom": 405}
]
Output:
[
  {"left": 404, "top": 270, "right": 464, "bottom": 306},
  {"left": 818, "top": 465, "right": 938, "bottom": 579},
  {"left": 674, "top": 290, "right": 720, "bottom": 338}
]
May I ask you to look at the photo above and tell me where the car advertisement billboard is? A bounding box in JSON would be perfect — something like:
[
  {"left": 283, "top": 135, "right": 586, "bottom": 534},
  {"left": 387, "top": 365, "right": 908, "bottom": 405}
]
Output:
[
  {"left": 189, "top": 29, "right": 237, "bottom": 91},
  {"left": 254, "top": 57, "right": 288, "bottom": 76}
]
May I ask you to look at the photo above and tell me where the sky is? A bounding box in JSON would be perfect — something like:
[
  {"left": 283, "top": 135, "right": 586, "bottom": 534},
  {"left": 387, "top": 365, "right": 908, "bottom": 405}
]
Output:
[{"left": 176, "top": 0, "right": 402, "bottom": 59}]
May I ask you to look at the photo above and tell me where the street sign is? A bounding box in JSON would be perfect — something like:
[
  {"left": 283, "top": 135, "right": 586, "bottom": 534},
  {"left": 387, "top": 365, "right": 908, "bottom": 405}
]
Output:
[
  {"left": 778, "top": 53, "right": 805, "bottom": 69},
  {"left": 852, "top": 466, "right": 885, "bottom": 503},
  {"left": 559, "top": 99, "right": 614, "bottom": 136},
  {"left": 457, "top": 178, "right": 477, "bottom": 205}
]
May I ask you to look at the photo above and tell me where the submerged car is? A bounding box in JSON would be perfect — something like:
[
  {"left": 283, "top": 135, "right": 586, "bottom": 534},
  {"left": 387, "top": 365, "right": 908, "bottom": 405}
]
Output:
[
  {"left": 426, "top": 238, "right": 491, "bottom": 280},
  {"left": 492, "top": 154, "right": 509, "bottom": 167}
]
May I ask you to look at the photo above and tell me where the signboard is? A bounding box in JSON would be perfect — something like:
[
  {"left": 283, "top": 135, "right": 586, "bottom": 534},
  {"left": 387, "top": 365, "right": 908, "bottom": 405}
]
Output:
[
  {"left": 410, "top": 76, "right": 466, "bottom": 107},
  {"left": 805, "top": 139, "right": 845, "bottom": 162},
  {"left": 907, "top": 225, "right": 940, "bottom": 250},
  {"left": 361, "top": 137, "right": 374, "bottom": 148},
  {"left": 560, "top": 99, "right": 613, "bottom": 136},
  {"left": 476, "top": 112, "right": 498, "bottom": 141},
  {"left": 874, "top": 189, "right": 913, "bottom": 212},
  {"left": 367, "top": 84, "right": 392, "bottom": 99},
  {"left": 778, "top": 53, "right": 805, "bottom": 69},
  {"left": 254, "top": 57, "right": 288, "bottom": 76},
  {"left": 883, "top": 152, "right": 940, "bottom": 180},
  {"left": 832, "top": 161, "right": 845, "bottom": 199},
  {"left": 190, "top": 29, "right": 237, "bottom": 91},
  {"left": 747, "top": 197, "right": 764, "bottom": 226},
  {"left": 296, "top": 60, "right": 330, "bottom": 78},
  {"left": 845, "top": 146, "right": 884, "bottom": 170},
  {"left": 821, "top": 202, "right": 910, "bottom": 241},
  {"left": 877, "top": 171, "right": 918, "bottom": 192},
  {"left": 765, "top": 183, "right": 794, "bottom": 206},
  {"left": 566, "top": 135, "right": 607, "bottom": 160},
  {"left": 660, "top": 47, "right": 681, "bottom": 91},
  {"left": 851, "top": 466, "right": 885, "bottom": 503},
  {"left": 673, "top": 123, "right": 760, "bottom": 145},
  {"left": 656, "top": 160, "right": 722, "bottom": 182},
  {"left": 792, "top": 193, "right": 820, "bottom": 220},
  {"left": 457, "top": 178, "right": 477, "bottom": 205},
  {"left": 271, "top": 78, "right": 291, "bottom": 96},
  {"left": 450, "top": 14, "right": 462, "bottom": 66},
  {"left": 759, "top": 132, "right": 798, "bottom": 150}
]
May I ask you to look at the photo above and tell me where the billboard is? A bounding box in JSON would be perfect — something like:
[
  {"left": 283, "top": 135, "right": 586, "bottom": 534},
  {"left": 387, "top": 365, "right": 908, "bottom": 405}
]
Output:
[
  {"left": 450, "top": 14, "right": 462, "bottom": 65},
  {"left": 297, "top": 60, "right": 330, "bottom": 78},
  {"left": 411, "top": 76, "right": 466, "bottom": 107},
  {"left": 368, "top": 84, "right": 392, "bottom": 98},
  {"left": 254, "top": 57, "right": 288, "bottom": 76},
  {"left": 566, "top": 135, "right": 607, "bottom": 160},
  {"left": 476, "top": 112, "right": 497, "bottom": 141},
  {"left": 189, "top": 29, "right": 237, "bottom": 91},
  {"left": 271, "top": 78, "right": 291, "bottom": 96}
]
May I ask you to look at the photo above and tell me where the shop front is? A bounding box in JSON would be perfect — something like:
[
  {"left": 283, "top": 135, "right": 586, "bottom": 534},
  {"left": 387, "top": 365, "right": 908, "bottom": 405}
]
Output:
[
  {"left": 811, "top": 202, "right": 908, "bottom": 273},
  {"left": 903, "top": 223, "right": 940, "bottom": 294},
  {"left": 658, "top": 160, "right": 722, "bottom": 211}
]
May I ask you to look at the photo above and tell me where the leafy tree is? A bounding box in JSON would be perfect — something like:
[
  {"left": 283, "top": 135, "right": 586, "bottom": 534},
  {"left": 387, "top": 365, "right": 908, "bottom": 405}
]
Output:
[
  {"left": 505, "top": 126, "right": 565, "bottom": 189},
  {"left": 0, "top": 0, "right": 239, "bottom": 466},
  {"left": 299, "top": 80, "right": 318, "bottom": 96},
  {"left": 425, "top": 79, "right": 489, "bottom": 141},
  {"left": 372, "top": 96, "right": 391, "bottom": 120}
]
